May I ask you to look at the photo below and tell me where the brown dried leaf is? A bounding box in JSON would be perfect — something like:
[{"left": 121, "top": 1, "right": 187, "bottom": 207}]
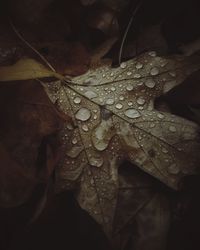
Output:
[{"left": 44, "top": 52, "right": 200, "bottom": 237}]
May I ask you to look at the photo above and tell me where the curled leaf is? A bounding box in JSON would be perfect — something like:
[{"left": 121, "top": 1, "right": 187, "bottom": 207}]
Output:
[{"left": 0, "top": 58, "right": 63, "bottom": 82}]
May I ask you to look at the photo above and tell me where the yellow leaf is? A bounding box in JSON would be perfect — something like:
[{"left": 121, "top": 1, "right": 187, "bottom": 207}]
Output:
[{"left": 0, "top": 58, "right": 64, "bottom": 82}]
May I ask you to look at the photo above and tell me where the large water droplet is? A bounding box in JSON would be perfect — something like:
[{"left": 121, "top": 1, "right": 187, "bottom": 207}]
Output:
[
  {"left": 145, "top": 79, "right": 156, "bottom": 88},
  {"left": 125, "top": 109, "right": 141, "bottom": 119},
  {"left": 120, "top": 62, "right": 127, "bottom": 69},
  {"left": 90, "top": 156, "right": 104, "bottom": 167},
  {"left": 84, "top": 90, "right": 98, "bottom": 99},
  {"left": 115, "top": 103, "right": 123, "bottom": 109},
  {"left": 135, "top": 62, "right": 143, "bottom": 69},
  {"left": 106, "top": 98, "right": 115, "bottom": 105},
  {"left": 126, "top": 84, "right": 134, "bottom": 91},
  {"left": 75, "top": 108, "right": 91, "bottom": 121},
  {"left": 150, "top": 67, "right": 159, "bottom": 76},
  {"left": 73, "top": 96, "right": 81, "bottom": 104},
  {"left": 137, "top": 97, "right": 146, "bottom": 105}
]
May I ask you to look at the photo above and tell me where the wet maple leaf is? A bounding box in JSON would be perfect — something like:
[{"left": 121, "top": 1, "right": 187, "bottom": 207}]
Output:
[{"left": 44, "top": 51, "right": 200, "bottom": 236}]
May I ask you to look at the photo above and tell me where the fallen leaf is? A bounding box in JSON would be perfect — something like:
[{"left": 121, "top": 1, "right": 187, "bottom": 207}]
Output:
[
  {"left": 44, "top": 51, "right": 200, "bottom": 237},
  {"left": 0, "top": 58, "right": 63, "bottom": 82}
]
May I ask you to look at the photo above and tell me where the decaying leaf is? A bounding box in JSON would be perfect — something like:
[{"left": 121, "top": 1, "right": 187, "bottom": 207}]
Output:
[
  {"left": 0, "top": 58, "right": 63, "bottom": 82},
  {"left": 44, "top": 51, "right": 200, "bottom": 237}
]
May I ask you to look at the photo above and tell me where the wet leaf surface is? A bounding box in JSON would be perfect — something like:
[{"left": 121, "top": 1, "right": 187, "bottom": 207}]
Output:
[{"left": 44, "top": 52, "right": 200, "bottom": 237}]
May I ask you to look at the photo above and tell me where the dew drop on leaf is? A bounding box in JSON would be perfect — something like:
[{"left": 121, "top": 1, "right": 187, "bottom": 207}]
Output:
[
  {"left": 106, "top": 98, "right": 115, "bottom": 105},
  {"left": 115, "top": 103, "right": 123, "bottom": 109},
  {"left": 124, "top": 109, "right": 141, "bottom": 119},
  {"left": 136, "top": 97, "right": 146, "bottom": 105},
  {"left": 145, "top": 79, "right": 156, "bottom": 88},
  {"left": 126, "top": 84, "right": 134, "bottom": 91},
  {"left": 84, "top": 90, "right": 98, "bottom": 99},
  {"left": 135, "top": 62, "right": 143, "bottom": 69},
  {"left": 150, "top": 67, "right": 159, "bottom": 76},
  {"left": 120, "top": 62, "right": 127, "bottom": 69},
  {"left": 73, "top": 96, "right": 81, "bottom": 104},
  {"left": 133, "top": 73, "right": 141, "bottom": 79},
  {"left": 75, "top": 107, "right": 91, "bottom": 121}
]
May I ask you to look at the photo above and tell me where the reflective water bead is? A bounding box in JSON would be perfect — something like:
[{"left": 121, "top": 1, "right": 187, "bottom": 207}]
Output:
[
  {"left": 75, "top": 108, "right": 91, "bottom": 121},
  {"left": 125, "top": 109, "right": 141, "bottom": 119},
  {"left": 145, "top": 79, "right": 156, "bottom": 88},
  {"left": 73, "top": 96, "right": 81, "bottom": 104}
]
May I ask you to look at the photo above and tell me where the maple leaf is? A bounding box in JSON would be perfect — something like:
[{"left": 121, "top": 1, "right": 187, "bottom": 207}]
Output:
[{"left": 44, "top": 51, "right": 200, "bottom": 237}]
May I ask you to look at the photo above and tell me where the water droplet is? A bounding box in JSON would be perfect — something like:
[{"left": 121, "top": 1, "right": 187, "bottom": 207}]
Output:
[
  {"left": 90, "top": 156, "right": 104, "bottom": 167},
  {"left": 128, "top": 101, "right": 133, "bottom": 106},
  {"left": 157, "top": 113, "right": 164, "bottom": 119},
  {"left": 119, "top": 95, "right": 125, "bottom": 101},
  {"left": 169, "top": 125, "right": 177, "bottom": 132},
  {"left": 72, "top": 137, "right": 78, "bottom": 144},
  {"left": 73, "top": 96, "right": 81, "bottom": 104},
  {"left": 148, "top": 51, "right": 157, "bottom": 57},
  {"left": 82, "top": 124, "right": 89, "bottom": 132},
  {"left": 110, "top": 72, "right": 114, "bottom": 76},
  {"left": 133, "top": 73, "right": 141, "bottom": 79},
  {"left": 125, "top": 109, "right": 141, "bottom": 119},
  {"left": 126, "top": 84, "right": 133, "bottom": 91},
  {"left": 115, "top": 103, "right": 123, "bottom": 109},
  {"left": 168, "top": 163, "right": 180, "bottom": 174},
  {"left": 137, "top": 97, "right": 146, "bottom": 105},
  {"left": 127, "top": 71, "right": 132, "bottom": 76},
  {"left": 150, "top": 67, "right": 159, "bottom": 76},
  {"left": 84, "top": 90, "right": 98, "bottom": 99},
  {"left": 135, "top": 62, "right": 143, "bottom": 69},
  {"left": 145, "top": 79, "right": 156, "bottom": 88},
  {"left": 106, "top": 98, "right": 115, "bottom": 105},
  {"left": 111, "top": 86, "right": 116, "bottom": 91},
  {"left": 120, "top": 62, "right": 127, "bottom": 69},
  {"left": 75, "top": 108, "right": 91, "bottom": 121}
]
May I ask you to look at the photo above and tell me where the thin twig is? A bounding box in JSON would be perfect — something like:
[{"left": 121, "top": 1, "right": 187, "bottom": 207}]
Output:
[
  {"left": 9, "top": 19, "right": 56, "bottom": 72},
  {"left": 118, "top": 0, "right": 143, "bottom": 65}
]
